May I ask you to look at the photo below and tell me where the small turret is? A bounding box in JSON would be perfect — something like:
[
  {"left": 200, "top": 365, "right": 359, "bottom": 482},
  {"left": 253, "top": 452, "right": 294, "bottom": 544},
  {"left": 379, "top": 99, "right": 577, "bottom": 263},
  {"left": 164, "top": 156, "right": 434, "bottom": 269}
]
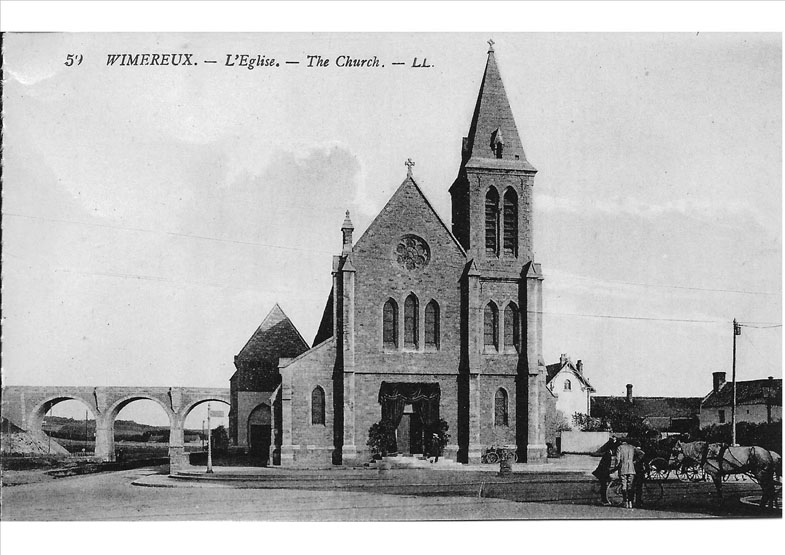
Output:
[{"left": 341, "top": 210, "right": 354, "bottom": 255}]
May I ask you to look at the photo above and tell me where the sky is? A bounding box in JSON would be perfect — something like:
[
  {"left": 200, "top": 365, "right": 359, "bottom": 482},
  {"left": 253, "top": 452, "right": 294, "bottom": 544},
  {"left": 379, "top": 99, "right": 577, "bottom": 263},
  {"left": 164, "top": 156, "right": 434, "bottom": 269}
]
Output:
[{"left": 2, "top": 32, "right": 781, "bottom": 425}]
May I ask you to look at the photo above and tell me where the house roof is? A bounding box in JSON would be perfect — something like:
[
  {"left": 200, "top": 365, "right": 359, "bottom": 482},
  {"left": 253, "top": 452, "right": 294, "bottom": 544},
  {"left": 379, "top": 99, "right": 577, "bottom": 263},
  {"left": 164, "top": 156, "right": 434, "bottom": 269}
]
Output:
[
  {"left": 592, "top": 396, "right": 702, "bottom": 418},
  {"left": 702, "top": 378, "right": 782, "bottom": 408},
  {"left": 545, "top": 358, "right": 596, "bottom": 392}
]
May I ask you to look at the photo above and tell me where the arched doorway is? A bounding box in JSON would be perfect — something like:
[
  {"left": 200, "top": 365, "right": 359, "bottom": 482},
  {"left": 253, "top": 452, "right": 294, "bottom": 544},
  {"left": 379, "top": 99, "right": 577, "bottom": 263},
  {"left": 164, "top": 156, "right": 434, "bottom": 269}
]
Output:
[{"left": 247, "top": 403, "right": 271, "bottom": 466}]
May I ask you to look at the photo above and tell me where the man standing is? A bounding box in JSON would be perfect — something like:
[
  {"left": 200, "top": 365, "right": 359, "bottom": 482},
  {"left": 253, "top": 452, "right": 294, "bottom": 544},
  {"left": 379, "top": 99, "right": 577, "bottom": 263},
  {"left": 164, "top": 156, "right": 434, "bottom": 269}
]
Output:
[
  {"left": 616, "top": 439, "right": 645, "bottom": 509},
  {"left": 592, "top": 437, "right": 618, "bottom": 505}
]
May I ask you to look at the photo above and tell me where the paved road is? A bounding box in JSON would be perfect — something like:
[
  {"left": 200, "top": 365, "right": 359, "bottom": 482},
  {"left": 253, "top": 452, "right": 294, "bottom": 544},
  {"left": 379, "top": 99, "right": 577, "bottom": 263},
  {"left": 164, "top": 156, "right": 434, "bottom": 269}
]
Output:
[{"left": 1, "top": 466, "right": 779, "bottom": 521}]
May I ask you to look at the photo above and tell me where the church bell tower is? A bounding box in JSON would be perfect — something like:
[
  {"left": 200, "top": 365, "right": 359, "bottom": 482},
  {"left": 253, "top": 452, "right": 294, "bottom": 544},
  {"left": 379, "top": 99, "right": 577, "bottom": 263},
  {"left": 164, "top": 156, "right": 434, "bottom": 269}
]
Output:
[{"left": 451, "top": 41, "right": 547, "bottom": 464}]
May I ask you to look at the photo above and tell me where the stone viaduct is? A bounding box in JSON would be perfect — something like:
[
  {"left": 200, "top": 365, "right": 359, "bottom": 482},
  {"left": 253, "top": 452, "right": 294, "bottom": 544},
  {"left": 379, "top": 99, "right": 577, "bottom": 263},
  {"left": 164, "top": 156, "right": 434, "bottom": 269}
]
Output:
[{"left": 1, "top": 386, "right": 230, "bottom": 468}]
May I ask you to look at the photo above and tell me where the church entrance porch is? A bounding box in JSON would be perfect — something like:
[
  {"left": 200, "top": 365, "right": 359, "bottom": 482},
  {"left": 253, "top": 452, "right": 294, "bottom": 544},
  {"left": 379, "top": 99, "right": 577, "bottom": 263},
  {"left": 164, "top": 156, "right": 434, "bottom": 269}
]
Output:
[{"left": 378, "top": 382, "right": 440, "bottom": 456}]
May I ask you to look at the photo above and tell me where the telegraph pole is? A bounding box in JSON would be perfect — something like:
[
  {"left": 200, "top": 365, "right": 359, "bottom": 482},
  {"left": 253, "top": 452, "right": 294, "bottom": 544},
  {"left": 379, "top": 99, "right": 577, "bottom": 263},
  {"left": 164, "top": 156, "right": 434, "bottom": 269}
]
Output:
[{"left": 731, "top": 319, "right": 741, "bottom": 445}]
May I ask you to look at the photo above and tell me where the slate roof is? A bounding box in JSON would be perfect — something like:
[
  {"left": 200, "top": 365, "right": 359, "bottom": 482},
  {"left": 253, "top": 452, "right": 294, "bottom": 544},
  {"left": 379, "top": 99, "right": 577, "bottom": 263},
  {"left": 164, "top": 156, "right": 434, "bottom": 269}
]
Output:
[
  {"left": 234, "top": 304, "right": 309, "bottom": 364},
  {"left": 702, "top": 378, "right": 782, "bottom": 408},
  {"left": 592, "top": 396, "right": 702, "bottom": 419},
  {"left": 462, "top": 49, "right": 536, "bottom": 172}
]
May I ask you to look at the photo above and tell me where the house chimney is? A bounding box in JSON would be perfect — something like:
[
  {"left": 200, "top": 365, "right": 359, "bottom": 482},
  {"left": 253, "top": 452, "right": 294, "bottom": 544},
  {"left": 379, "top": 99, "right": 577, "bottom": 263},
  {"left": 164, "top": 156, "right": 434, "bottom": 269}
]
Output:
[
  {"left": 576, "top": 360, "right": 583, "bottom": 374},
  {"left": 626, "top": 384, "right": 633, "bottom": 403},
  {"left": 712, "top": 371, "right": 726, "bottom": 393}
]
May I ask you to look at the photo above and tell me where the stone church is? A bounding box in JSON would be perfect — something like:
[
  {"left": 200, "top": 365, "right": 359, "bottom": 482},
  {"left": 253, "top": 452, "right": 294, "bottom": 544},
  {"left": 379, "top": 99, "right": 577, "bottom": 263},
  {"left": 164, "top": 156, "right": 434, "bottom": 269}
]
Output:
[{"left": 235, "top": 43, "right": 547, "bottom": 466}]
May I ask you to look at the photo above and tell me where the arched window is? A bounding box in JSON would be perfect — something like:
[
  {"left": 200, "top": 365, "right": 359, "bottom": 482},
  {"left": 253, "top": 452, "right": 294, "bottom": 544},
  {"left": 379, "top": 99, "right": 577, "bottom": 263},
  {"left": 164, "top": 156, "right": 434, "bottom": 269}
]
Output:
[
  {"left": 484, "top": 302, "right": 498, "bottom": 351},
  {"left": 504, "top": 302, "right": 520, "bottom": 352},
  {"left": 485, "top": 188, "right": 499, "bottom": 256},
  {"left": 311, "top": 386, "right": 325, "bottom": 425},
  {"left": 404, "top": 294, "right": 419, "bottom": 349},
  {"left": 425, "top": 300, "right": 440, "bottom": 349},
  {"left": 494, "top": 388, "right": 509, "bottom": 426},
  {"left": 383, "top": 299, "right": 398, "bottom": 349},
  {"left": 503, "top": 189, "right": 518, "bottom": 257},
  {"left": 564, "top": 379, "right": 572, "bottom": 392}
]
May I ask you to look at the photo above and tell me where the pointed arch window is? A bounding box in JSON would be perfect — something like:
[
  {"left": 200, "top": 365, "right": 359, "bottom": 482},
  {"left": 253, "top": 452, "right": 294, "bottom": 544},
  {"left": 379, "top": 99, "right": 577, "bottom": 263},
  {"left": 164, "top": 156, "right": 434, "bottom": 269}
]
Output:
[
  {"left": 383, "top": 299, "right": 398, "bottom": 349},
  {"left": 484, "top": 302, "right": 499, "bottom": 351},
  {"left": 404, "top": 294, "right": 419, "bottom": 349},
  {"left": 425, "top": 300, "right": 440, "bottom": 349},
  {"left": 564, "top": 379, "right": 572, "bottom": 392},
  {"left": 504, "top": 302, "right": 520, "bottom": 352},
  {"left": 494, "top": 388, "right": 509, "bottom": 426},
  {"left": 311, "top": 386, "right": 325, "bottom": 425},
  {"left": 503, "top": 189, "right": 518, "bottom": 257},
  {"left": 485, "top": 189, "right": 499, "bottom": 256}
]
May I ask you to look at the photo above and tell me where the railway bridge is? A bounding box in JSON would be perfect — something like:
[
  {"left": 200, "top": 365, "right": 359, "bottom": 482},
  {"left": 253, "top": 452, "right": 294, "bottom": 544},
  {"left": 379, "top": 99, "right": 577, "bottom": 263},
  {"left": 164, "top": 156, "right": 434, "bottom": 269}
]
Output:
[{"left": 1, "top": 385, "right": 230, "bottom": 468}]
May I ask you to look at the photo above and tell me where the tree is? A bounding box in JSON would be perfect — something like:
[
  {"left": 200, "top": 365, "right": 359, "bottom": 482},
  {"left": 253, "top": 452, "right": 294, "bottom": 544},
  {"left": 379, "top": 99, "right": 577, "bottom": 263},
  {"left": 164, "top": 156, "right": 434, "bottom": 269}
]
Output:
[{"left": 211, "top": 425, "right": 229, "bottom": 454}]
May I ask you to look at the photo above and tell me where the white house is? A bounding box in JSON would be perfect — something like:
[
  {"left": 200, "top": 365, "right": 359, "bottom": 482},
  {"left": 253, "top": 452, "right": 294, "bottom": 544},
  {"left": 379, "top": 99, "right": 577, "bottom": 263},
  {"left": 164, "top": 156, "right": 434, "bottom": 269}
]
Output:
[{"left": 546, "top": 354, "right": 595, "bottom": 422}]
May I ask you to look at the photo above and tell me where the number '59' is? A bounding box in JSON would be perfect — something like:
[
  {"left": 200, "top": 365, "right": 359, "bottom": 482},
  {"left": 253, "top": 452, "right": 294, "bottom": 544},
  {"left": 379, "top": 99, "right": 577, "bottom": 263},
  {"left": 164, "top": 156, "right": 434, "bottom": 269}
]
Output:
[{"left": 64, "top": 54, "right": 83, "bottom": 67}]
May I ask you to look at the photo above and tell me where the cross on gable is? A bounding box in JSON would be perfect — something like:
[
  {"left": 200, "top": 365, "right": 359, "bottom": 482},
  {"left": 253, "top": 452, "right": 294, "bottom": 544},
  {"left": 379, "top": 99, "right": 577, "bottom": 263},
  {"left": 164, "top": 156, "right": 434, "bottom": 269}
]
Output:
[
  {"left": 405, "top": 158, "right": 415, "bottom": 177},
  {"left": 487, "top": 38, "right": 495, "bottom": 52}
]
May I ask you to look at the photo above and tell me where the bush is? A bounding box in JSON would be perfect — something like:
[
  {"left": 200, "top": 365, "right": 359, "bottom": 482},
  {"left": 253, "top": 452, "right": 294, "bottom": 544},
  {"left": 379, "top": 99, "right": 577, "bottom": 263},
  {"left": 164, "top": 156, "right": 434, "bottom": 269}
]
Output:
[
  {"left": 572, "top": 412, "right": 603, "bottom": 432},
  {"left": 367, "top": 420, "right": 397, "bottom": 457},
  {"left": 431, "top": 418, "right": 451, "bottom": 451}
]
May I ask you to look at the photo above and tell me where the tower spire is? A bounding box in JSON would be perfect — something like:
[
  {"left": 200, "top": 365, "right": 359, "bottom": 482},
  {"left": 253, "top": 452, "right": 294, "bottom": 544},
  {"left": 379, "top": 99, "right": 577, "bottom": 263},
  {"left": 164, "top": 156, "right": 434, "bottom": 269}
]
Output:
[{"left": 462, "top": 42, "right": 535, "bottom": 171}]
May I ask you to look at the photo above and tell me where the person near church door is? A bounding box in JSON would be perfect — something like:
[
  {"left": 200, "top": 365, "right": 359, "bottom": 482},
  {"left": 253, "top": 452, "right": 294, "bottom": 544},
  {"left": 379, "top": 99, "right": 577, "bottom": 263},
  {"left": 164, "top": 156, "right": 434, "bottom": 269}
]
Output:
[{"left": 429, "top": 432, "right": 441, "bottom": 463}]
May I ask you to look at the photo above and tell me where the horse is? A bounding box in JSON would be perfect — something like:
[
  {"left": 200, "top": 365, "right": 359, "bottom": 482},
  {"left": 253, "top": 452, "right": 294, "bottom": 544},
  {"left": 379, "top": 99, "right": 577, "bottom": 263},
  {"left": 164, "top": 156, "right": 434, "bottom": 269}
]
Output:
[{"left": 672, "top": 440, "right": 780, "bottom": 509}]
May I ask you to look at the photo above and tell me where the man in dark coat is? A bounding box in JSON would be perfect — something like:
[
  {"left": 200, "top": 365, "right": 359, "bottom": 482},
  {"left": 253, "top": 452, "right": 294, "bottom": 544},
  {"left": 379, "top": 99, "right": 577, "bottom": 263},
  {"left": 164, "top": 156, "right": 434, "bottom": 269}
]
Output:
[{"left": 592, "top": 437, "right": 618, "bottom": 505}]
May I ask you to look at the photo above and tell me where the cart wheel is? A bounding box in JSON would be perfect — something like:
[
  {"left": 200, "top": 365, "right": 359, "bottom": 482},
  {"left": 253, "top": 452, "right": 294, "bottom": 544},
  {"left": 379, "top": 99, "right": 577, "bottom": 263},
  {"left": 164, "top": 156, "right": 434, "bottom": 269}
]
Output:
[
  {"left": 647, "top": 458, "right": 670, "bottom": 481},
  {"left": 508, "top": 452, "right": 519, "bottom": 463},
  {"left": 486, "top": 451, "right": 499, "bottom": 464},
  {"left": 690, "top": 465, "right": 705, "bottom": 482},
  {"left": 606, "top": 479, "right": 624, "bottom": 507}
]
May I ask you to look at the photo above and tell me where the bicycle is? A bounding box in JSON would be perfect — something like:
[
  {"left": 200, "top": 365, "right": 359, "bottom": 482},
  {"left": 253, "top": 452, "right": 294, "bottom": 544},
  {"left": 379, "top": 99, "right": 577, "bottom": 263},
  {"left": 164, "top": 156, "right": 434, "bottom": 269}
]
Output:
[
  {"left": 606, "top": 474, "right": 664, "bottom": 507},
  {"left": 482, "top": 445, "right": 518, "bottom": 464}
]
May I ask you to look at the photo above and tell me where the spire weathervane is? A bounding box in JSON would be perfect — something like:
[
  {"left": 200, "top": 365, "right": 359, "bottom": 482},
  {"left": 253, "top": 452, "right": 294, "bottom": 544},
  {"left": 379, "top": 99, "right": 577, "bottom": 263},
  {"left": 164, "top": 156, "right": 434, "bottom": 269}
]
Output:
[
  {"left": 487, "top": 38, "right": 495, "bottom": 53},
  {"left": 405, "top": 158, "right": 415, "bottom": 177}
]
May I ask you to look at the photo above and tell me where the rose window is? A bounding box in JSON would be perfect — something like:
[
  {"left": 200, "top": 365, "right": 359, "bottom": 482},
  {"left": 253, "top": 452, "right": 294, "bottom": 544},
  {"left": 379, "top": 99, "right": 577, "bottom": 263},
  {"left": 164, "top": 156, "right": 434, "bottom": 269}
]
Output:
[{"left": 394, "top": 235, "right": 430, "bottom": 271}]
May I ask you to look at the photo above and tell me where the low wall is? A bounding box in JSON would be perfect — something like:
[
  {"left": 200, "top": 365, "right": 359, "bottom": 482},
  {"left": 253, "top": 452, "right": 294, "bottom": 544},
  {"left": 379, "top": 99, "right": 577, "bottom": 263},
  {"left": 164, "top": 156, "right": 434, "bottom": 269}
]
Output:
[{"left": 560, "top": 431, "right": 609, "bottom": 454}]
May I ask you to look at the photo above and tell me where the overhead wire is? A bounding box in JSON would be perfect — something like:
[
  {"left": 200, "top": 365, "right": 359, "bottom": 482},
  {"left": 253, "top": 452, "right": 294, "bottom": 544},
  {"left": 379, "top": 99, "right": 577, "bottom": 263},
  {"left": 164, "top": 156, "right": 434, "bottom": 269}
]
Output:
[{"left": 7, "top": 211, "right": 781, "bottom": 299}]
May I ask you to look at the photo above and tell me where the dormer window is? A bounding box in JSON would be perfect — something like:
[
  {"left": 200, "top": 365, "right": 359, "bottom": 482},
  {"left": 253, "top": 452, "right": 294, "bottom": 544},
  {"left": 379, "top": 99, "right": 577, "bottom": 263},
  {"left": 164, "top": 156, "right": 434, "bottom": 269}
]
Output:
[{"left": 490, "top": 128, "right": 504, "bottom": 159}]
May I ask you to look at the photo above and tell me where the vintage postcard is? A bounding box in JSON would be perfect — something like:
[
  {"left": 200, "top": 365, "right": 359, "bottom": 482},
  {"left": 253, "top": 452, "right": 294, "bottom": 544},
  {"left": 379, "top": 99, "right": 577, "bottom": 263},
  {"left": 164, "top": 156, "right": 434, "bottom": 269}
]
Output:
[{"left": 1, "top": 30, "right": 781, "bottom": 535}]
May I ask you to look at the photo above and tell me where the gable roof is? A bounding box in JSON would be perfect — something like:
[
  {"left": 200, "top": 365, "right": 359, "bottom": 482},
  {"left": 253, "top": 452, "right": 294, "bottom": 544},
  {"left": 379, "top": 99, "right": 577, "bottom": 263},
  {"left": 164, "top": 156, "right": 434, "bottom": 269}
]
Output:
[
  {"left": 463, "top": 49, "right": 535, "bottom": 172},
  {"left": 236, "top": 303, "right": 310, "bottom": 363},
  {"left": 545, "top": 359, "right": 595, "bottom": 392},
  {"left": 702, "top": 378, "right": 782, "bottom": 408},
  {"left": 353, "top": 174, "right": 466, "bottom": 258}
]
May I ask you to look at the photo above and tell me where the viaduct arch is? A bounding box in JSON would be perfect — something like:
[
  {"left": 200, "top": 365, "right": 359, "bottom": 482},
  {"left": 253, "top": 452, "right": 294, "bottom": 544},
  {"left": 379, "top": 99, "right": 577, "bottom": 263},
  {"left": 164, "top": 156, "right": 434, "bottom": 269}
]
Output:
[{"left": 2, "top": 386, "right": 230, "bottom": 470}]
